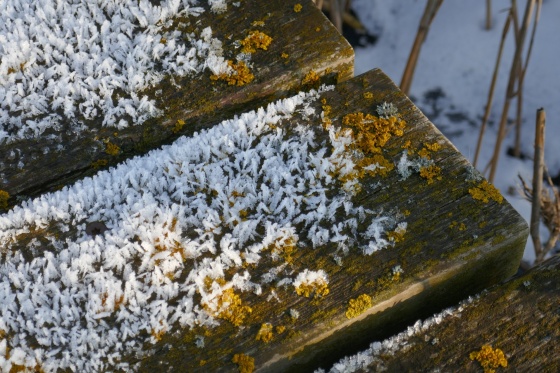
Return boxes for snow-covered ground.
[351,0,560,264]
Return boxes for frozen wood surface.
[0,0,353,209]
[0,68,528,372]
[342,254,560,373]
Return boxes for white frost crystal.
[0,87,405,371]
[0,0,229,143]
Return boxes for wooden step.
[0,68,527,372]
[323,254,560,373]
[0,0,353,210]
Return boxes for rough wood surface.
[0,0,353,209]
[142,68,529,372]
[345,254,560,373]
[0,68,528,372]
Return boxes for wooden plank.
[325,254,560,373]
[0,69,527,372]
[0,0,353,209]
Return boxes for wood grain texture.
[352,253,560,373]
[122,69,528,372]
[0,0,353,209]
[0,68,528,372]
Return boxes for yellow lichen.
[232,353,255,373]
[294,3,302,12]
[419,164,442,184]
[469,180,504,204]
[469,345,508,373]
[275,325,286,334]
[256,323,274,343]
[204,287,252,327]
[341,112,406,154]
[387,225,406,243]
[172,119,185,134]
[251,20,265,27]
[402,140,415,154]
[269,235,297,264]
[345,294,372,319]
[241,31,273,54]
[295,278,329,299]
[424,142,441,152]
[315,26,321,32]
[211,60,254,86]
[105,141,120,156]
[0,190,10,209]
[302,70,320,87]
[363,92,374,99]
[281,52,289,59]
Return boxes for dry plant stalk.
[513,0,542,157]
[488,0,538,182]
[486,0,492,30]
[315,0,358,34]
[519,109,560,265]
[400,0,445,96]
[473,12,512,167]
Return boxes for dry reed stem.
[473,12,512,167]
[400,0,445,96]
[486,0,492,30]
[530,108,545,259]
[320,0,364,32]
[519,109,560,265]
[513,0,542,157]
[488,0,536,182]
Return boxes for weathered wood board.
[327,254,560,373]
[0,0,353,210]
[0,68,527,372]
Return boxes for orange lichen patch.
[256,323,274,343]
[302,70,320,87]
[269,235,297,264]
[91,159,108,169]
[424,142,441,152]
[470,345,508,373]
[469,180,504,204]
[387,225,407,243]
[345,294,372,319]
[295,278,329,299]
[0,190,10,209]
[150,325,167,342]
[294,3,303,12]
[341,112,406,154]
[232,353,255,373]
[172,119,185,134]
[204,288,253,327]
[402,140,415,154]
[363,92,374,99]
[275,325,286,334]
[100,292,125,312]
[321,98,333,129]
[105,141,120,156]
[211,60,254,86]
[419,164,442,184]
[241,31,273,54]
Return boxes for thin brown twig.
[513,0,542,157]
[488,0,536,182]
[531,108,545,262]
[400,0,445,96]
[486,0,492,29]
[473,12,512,167]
